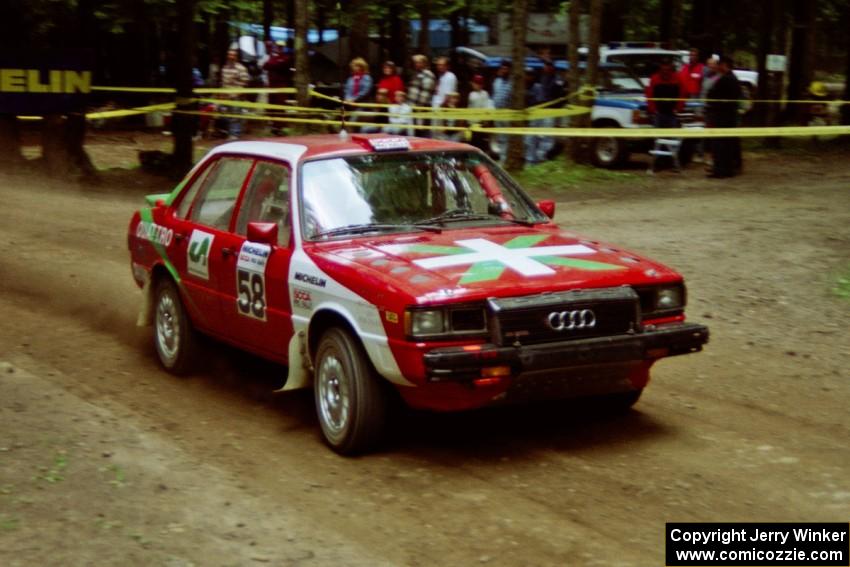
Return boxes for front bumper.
[423,323,709,383]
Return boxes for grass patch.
[834,269,850,300]
[513,159,638,193]
[0,515,19,531]
[34,453,68,484]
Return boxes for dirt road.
[1,147,849,566]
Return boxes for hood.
[305,224,681,306]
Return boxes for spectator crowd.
[207,42,747,175]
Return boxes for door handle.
[174,232,187,242]
[221,247,234,257]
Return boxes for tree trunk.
[417,1,430,57]
[317,0,327,44]
[350,0,370,60]
[39,0,98,180]
[42,115,97,179]
[843,15,850,126]
[586,0,603,88]
[172,0,196,173]
[786,0,816,122]
[263,0,274,41]
[756,1,784,147]
[504,0,529,172]
[670,0,684,49]
[388,2,406,66]
[0,117,23,169]
[295,0,311,110]
[565,0,583,159]
[660,0,673,44]
[570,0,601,162]
[601,0,624,43]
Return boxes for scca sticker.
[187,230,214,280]
[236,242,270,321]
[292,287,312,310]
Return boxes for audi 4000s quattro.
[128,134,709,454]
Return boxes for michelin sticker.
[187,230,214,280]
[236,242,270,321]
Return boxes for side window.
[176,161,215,219]
[235,162,291,246]
[190,158,254,231]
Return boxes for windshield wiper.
[415,208,542,227]
[314,222,441,239]
[414,208,480,225]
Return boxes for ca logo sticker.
[187,230,214,280]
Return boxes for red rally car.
[128,134,709,454]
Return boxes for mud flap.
[137,280,153,327]
[274,331,312,392]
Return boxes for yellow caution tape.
[196,94,589,121]
[471,124,850,138]
[194,97,342,114]
[174,109,472,133]
[86,102,176,120]
[195,86,297,95]
[91,85,297,95]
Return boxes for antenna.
[337,1,346,135]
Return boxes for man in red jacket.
[646,59,685,128]
[679,48,705,98]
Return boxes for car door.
[214,160,294,360]
[174,155,255,335]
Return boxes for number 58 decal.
[235,242,271,321]
[237,269,266,320]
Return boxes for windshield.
[598,67,645,93]
[300,152,548,240]
[607,53,681,79]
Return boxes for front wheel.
[594,388,643,414]
[314,327,389,455]
[153,278,199,375]
[591,136,629,168]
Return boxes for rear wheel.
[153,278,199,375]
[314,327,389,455]
[592,135,629,168]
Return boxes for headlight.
[656,286,684,310]
[635,284,686,319]
[409,310,446,336]
[405,305,488,339]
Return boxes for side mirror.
[537,199,555,219]
[247,221,279,246]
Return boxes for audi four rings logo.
[547,309,597,331]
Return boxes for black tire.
[313,327,389,455]
[591,135,629,168]
[153,278,199,375]
[595,388,643,414]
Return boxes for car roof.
[603,48,684,56]
[209,134,473,163]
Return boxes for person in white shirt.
[432,57,458,107]
[386,90,414,136]
[467,75,494,153]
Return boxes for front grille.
[487,287,639,346]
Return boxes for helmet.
[808,81,828,97]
